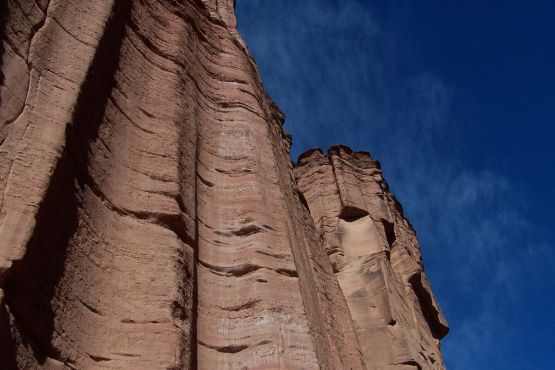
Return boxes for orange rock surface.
[0,1,447,368]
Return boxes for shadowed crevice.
[382,220,396,247]
[66,0,132,181]
[0,302,17,368]
[0,0,8,88]
[3,155,78,364]
[338,205,369,221]
[409,273,449,340]
[0,0,9,140]
[173,3,206,366]
[296,188,310,211]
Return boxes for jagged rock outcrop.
[0,1,447,369]
[295,146,448,369]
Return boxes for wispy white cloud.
[237,1,553,368]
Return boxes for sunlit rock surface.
[295,146,448,369]
[0,1,447,368]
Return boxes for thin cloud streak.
[237,1,553,369]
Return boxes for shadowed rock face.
[0,1,447,369]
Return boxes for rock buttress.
[294,146,449,370]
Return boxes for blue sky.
[236,1,555,369]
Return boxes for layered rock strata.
[0,1,447,369]
[295,146,448,369]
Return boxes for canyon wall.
[0,1,447,369]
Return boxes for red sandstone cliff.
[0,1,447,369]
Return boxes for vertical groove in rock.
[0,0,7,110]
[266,123,365,369]
[0,1,448,369]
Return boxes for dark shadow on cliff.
[66,0,131,182]
[3,153,78,364]
[0,0,9,104]
[409,273,449,340]
[2,0,132,364]
[0,302,18,369]
[173,2,210,368]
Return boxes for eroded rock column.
[295,146,449,370]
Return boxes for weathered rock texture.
[294,146,449,369]
[0,1,447,369]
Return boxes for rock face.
[294,146,448,369]
[0,1,447,369]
